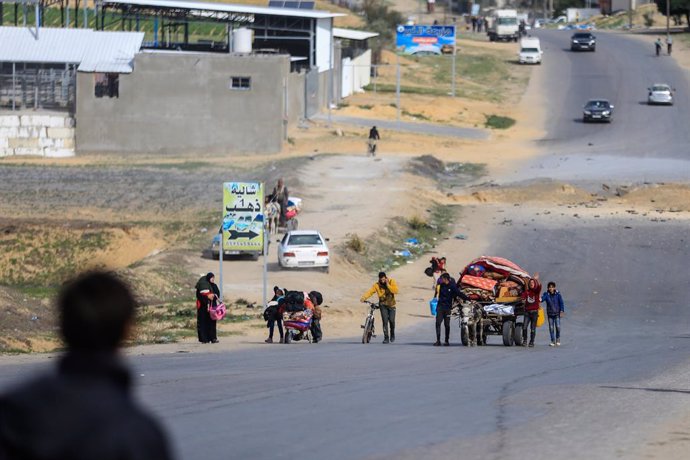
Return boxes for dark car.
[571,32,596,51]
[582,99,614,123]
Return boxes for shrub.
[345,233,366,253]
[485,114,516,129]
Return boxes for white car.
[648,83,674,105]
[277,230,330,273]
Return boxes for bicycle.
[360,300,379,343]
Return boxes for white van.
[518,37,542,64]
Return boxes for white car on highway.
[277,230,330,272]
[647,83,674,105]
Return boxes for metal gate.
[0,65,76,111]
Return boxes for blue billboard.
[395,25,456,55]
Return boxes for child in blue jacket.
[541,281,565,346]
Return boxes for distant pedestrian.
[667,36,673,55]
[541,281,565,346]
[433,273,468,346]
[368,125,380,156]
[265,286,284,343]
[655,37,662,56]
[309,291,324,343]
[0,271,173,460]
[472,16,477,32]
[522,275,542,348]
[361,272,399,344]
[427,0,435,14]
[196,272,219,343]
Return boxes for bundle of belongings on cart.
[285,197,302,220]
[458,256,531,307]
[279,290,315,331]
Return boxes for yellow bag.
[536,307,545,328]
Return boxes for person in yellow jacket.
[361,271,399,344]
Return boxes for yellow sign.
[222,182,264,252]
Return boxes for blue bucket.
[429,298,438,316]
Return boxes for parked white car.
[277,230,330,273]
[518,37,542,64]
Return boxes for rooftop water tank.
[233,28,253,54]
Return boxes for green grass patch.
[484,114,516,129]
[358,104,374,110]
[402,109,430,121]
[340,204,458,273]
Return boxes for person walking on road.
[265,286,284,343]
[361,272,399,343]
[667,35,673,55]
[434,273,468,346]
[522,275,542,348]
[655,37,662,56]
[309,291,324,343]
[541,281,565,346]
[368,126,380,156]
[0,271,173,460]
[196,272,219,344]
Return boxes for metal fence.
[0,65,77,111]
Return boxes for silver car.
[648,84,674,105]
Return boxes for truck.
[487,9,519,42]
[518,37,542,64]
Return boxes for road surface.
[1,32,689,460]
[521,30,690,183]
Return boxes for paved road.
[314,114,489,140]
[520,30,690,182]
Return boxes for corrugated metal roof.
[333,27,379,41]
[79,30,145,73]
[0,27,91,64]
[0,27,144,73]
[103,0,344,19]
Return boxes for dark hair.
[547,281,556,288]
[309,291,323,306]
[378,271,386,278]
[58,271,136,351]
[441,273,451,281]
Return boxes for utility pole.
[666,0,670,41]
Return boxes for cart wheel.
[460,325,469,346]
[513,323,524,346]
[502,321,514,347]
[284,332,292,344]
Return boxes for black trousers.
[310,319,322,342]
[197,306,217,343]
[523,310,538,344]
[268,317,283,339]
[380,305,396,339]
[436,308,451,342]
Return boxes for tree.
[654,0,690,27]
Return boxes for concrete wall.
[76,52,290,154]
[341,50,372,99]
[287,71,305,124]
[0,112,75,158]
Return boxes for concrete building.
[1,1,348,155]
[333,27,378,100]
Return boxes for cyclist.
[367,126,380,156]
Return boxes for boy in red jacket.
[522,275,542,348]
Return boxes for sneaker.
[556,340,561,346]
[528,342,535,348]
[443,341,450,347]
[383,338,390,344]
[549,342,555,347]
[433,341,441,347]
[265,338,273,343]
[211,339,219,344]
[390,335,395,343]
[522,340,528,347]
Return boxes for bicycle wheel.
[362,317,373,343]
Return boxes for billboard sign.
[222,182,264,252]
[395,25,456,55]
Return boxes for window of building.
[94,73,119,98]
[229,76,251,90]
